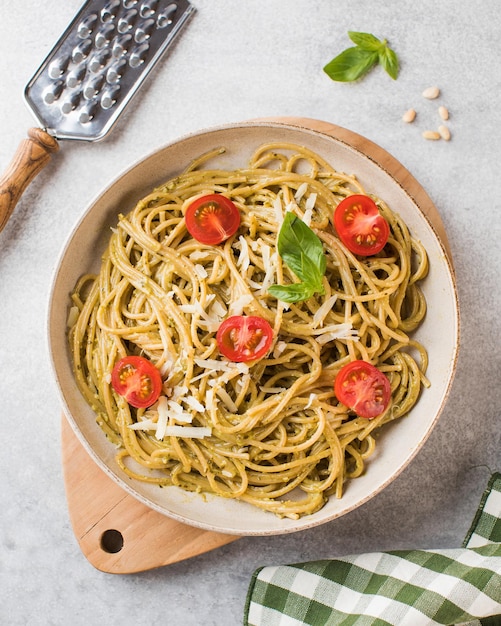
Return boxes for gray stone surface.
[1,1,499,624]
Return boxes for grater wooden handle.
[0,128,59,233]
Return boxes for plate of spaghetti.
[49,120,459,535]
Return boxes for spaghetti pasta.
[68,142,429,519]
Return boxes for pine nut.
[438,105,449,120]
[438,125,451,141]
[422,86,440,99]
[402,108,416,123]
[422,130,441,140]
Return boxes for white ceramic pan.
[48,120,459,536]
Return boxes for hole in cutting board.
[100,529,124,553]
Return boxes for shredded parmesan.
[273,341,287,357]
[236,235,250,273]
[128,418,157,431]
[312,294,338,328]
[295,182,308,203]
[194,264,208,279]
[189,250,211,260]
[183,396,205,412]
[228,294,253,316]
[155,396,169,439]
[273,196,284,224]
[215,387,238,413]
[166,400,193,424]
[314,323,359,344]
[162,426,212,439]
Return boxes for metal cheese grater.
[0,0,195,231]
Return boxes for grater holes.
[79,100,99,124]
[61,91,82,114]
[157,3,178,28]
[101,85,121,110]
[140,0,159,19]
[112,33,133,57]
[48,56,69,79]
[67,64,87,89]
[106,58,127,84]
[88,50,112,73]
[95,23,116,48]
[134,18,155,42]
[123,0,139,8]
[129,42,150,68]
[118,8,138,33]
[43,81,65,105]
[83,75,106,99]
[78,14,98,38]
[101,0,121,23]
[72,39,93,64]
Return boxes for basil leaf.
[378,45,399,79]
[277,213,326,283]
[324,32,399,83]
[269,212,326,303]
[279,214,326,277]
[348,31,384,51]
[268,282,317,304]
[323,47,378,83]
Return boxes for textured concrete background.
[1,1,499,624]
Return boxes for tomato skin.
[216,315,274,362]
[334,194,390,256]
[334,360,391,419]
[185,194,241,245]
[111,356,162,409]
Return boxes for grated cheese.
[273,196,284,224]
[312,294,338,328]
[166,400,193,424]
[162,426,212,439]
[194,264,208,279]
[155,396,169,439]
[229,294,253,316]
[189,250,211,260]
[215,387,238,413]
[183,396,205,413]
[314,323,359,344]
[273,341,287,357]
[302,207,313,226]
[128,418,157,431]
[294,182,308,203]
[179,297,221,332]
[236,235,250,273]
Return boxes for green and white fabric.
[244,473,501,626]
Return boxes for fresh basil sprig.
[323,31,399,82]
[268,212,326,303]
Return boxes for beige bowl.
[48,120,459,536]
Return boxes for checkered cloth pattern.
[244,473,501,626]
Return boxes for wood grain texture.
[0,128,59,232]
[61,417,238,574]
[61,117,451,574]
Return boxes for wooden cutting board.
[61,117,452,574]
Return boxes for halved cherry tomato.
[334,360,391,419]
[185,194,241,245]
[334,194,390,256]
[111,355,162,408]
[216,315,274,362]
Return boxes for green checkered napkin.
[244,473,501,626]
